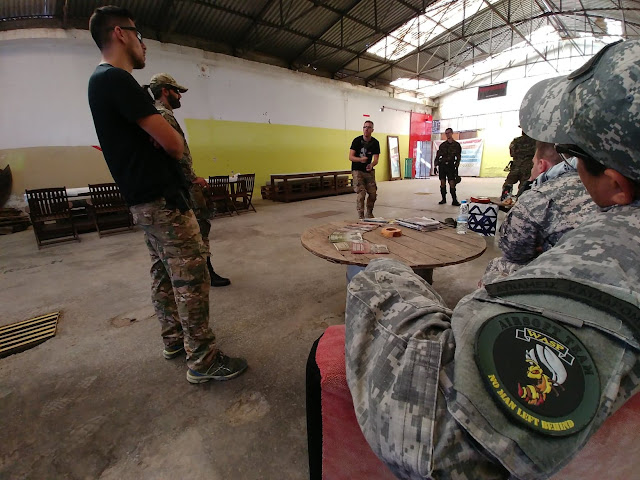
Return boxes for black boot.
[438,187,447,204]
[206,257,230,287]
[451,188,460,207]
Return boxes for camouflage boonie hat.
[149,73,188,93]
[520,40,640,181]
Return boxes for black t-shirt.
[88,64,187,206]
[350,136,381,172]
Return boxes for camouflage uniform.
[483,168,597,285]
[155,101,211,253]
[352,170,377,217]
[346,207,640,478]
[345,40,640,479]
[503,135,536,195]
[129,199,218,372]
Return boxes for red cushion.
[317,325,640,480]
[317,325,395,480]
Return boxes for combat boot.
[365,209,374,219]
[451,189,461,207]
[438,187,447,205]
[207,257,231,287]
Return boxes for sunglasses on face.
[554,144,594,162]
[112,26,143,43]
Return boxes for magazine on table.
[336,223,379,232]
[395,216,442,232]
[329,231,363,243]
[333,242,351,251]
[362,218,390,224]
[351,241,390,254]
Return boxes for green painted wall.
[185,119,410,189]
[478,126,522,178]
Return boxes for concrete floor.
[0,177,505,480]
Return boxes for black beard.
[168,95,181,109]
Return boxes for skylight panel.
[367,0,499,61]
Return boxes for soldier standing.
[434,128,462,206]
[349,120,380,219]
[502,130,536,199]
[147,73,231,288]
[87,6,247,384]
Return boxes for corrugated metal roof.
[1,0,638,97]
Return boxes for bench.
[265,171,353,202]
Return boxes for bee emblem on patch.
[475,312,600,436]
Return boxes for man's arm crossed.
[137,114,184,160]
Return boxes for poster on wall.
[432,138,484,177]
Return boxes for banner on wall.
[432,138,484,176]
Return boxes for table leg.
[412,268,433,285]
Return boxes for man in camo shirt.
[345,39,640,479]
[482,141,598,286]
[148,73,231,288]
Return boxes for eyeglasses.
[112,26,143,43]
[554,144,593,162]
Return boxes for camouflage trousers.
[130,199,218,372]
[189,183,211,253]
[345,259,510,479]
[502,158,533,192]
[352,170,377,217]
[480,256,525,287]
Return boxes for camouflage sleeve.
[158,109,197,183]
[509,140,516,158]
[345,259,511,479]
[497,190,548,264]
[481,256,525,286]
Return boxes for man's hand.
[433,166,438,175]
[366,164,373,172]
[193,177,208,188]
[360,156,369,163]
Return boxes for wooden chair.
[25,187,80,249]
[88,183,133,237]
[231,173,257,213]
[208,176,236,217]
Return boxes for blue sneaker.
[163,344,185,360]
[186,353,248,384]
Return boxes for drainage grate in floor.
[304,210,345,219]
[0,312,59,358]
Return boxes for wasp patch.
[475,312,600,436]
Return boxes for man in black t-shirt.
[434,128,462,206]
[87,6,247,384]
[349,120,380,218]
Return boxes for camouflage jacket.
[155,101,196,183]
[346,203,640,479]
[483,169,597,284]
[509,136,536,170]
[434,140,462,166]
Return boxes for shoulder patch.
[475,312,600,436]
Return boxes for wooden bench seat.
[264,171,353,202]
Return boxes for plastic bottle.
[456,200,469,234]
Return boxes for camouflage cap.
[519,40,640,181]
[148,73,188,93]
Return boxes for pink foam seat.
[316,325,640,480]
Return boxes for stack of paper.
[395,216,441,232]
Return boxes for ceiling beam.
[287,0,365,66]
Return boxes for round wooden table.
[301,220,487,283]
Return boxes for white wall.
[435,74,554,131]
[0,29,428,150]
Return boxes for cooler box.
[468,202,498,236]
